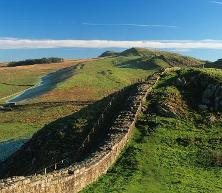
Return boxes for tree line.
[8,57,64,67]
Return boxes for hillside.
[0,49,203,140]
[99,51,119,57]
[0,59,82,101]
[82,68,222,193]
[0,49,210,191]
[100,48,205,68]
[205,58,222,69]
[0,51,157,164]
[0,49,203,142]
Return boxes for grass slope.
[0,60,89,142]
[115,48,204,68]
[0,55,156,142]
[0,102,82,142]
[82,68,222,193]
[0,48,205,158]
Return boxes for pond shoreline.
[7,66,76,103]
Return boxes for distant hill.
[8,57,64,67]
[99,51,119,57]
[100,47,205,68]
[205,59,222,69]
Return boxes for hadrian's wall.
[0,72,161,193]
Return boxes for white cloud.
[167,49,191,53]
[211,1,222,5]
[1,38,222,50]
[82,23,178,28]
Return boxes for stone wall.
[0,73,161,193]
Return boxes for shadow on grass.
[0,139,28,162]
[116,58,160,71]
[0,83,136,178]
[0,92,114,177]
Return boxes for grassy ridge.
[82,68,222,193]
[82,117,222,193]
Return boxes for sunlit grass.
[0,56,156,142]
[82,68,222,193]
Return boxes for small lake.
[8,66,75,103]
[0,139,27,161]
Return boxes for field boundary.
[0,71,162,193]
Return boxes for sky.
[0,0,222,61]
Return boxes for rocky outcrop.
[157,102,181,117]
[174,70,222,112]
[175,77,187,87]
[201,84,222,111]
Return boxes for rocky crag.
[152,68,222,120]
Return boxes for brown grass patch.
[32,87,99,103]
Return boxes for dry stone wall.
[0,72,161,193]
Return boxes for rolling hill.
[101,47,205,68]
[205,58,222,69]
[82,68,222,193]
[0,48,214,192]
[0,48,204,137]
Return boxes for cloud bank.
[1,38,222,50]
[82,23,178,28]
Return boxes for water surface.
[0,139,27,161]
[8,66,75,103]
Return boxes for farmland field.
[0,56,156,143]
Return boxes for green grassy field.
[0,69,41,100]
[0,56,157,142]
[33,56,156,103]
[82,68,222,193]
[82,115,222,193]
[0,102,83,142]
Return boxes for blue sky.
[0,0,222,61]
